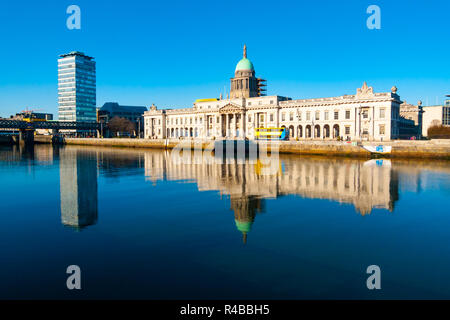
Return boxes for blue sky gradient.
[0,0,449,118]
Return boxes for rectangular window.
[306,112,311,121]
[363,110,369,119]
[290,113,294,121]
[270,113,274,122]
[315,111,320,121]
[324,111,329,120]
[248,115,252,122]
[345,126,350,135]
[260,114,264,122]
[443,107,450,126]
[282,113,285,121]
[217,116,220,123]
[379,124,385,135]
[345,110,350,119]
[334,111,339,120]
[380,108,385,118]
[297,111,302,121]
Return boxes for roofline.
[59,51,94,60]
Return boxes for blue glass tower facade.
[58,51,96,122]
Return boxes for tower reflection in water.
[144,151,399,243]
[59,148,98,230]
[231,195,264,244]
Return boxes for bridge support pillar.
[51,129,62,144]
[19,129,35,146]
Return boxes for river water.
[1,144,450,299]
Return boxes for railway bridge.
[0,119,100,145]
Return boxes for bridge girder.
[0,120,100,131]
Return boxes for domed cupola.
[230,45,261,99]
[235,45,254,73]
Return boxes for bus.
[254,127,287,140]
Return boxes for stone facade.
[145,47,403,141]
[398,100,423,138]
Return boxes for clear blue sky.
[0,0,449,118]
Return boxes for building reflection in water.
[144,151,400,242]
[59,148,98,230]
[231,195,264,244]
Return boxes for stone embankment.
[27,136,450,160]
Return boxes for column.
[240,112,245,138]
[233,113,237,137]
[371,106,375,141]
[225,114,229,137]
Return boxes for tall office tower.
[58,51,96,122]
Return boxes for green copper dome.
[235,58,254,72]
[235,44,254,72]
[235,219,252,233]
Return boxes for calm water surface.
[1,144,450,299]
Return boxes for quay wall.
[0,136,14,144]
[29,136,450,160]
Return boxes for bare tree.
[107,117,136,136]
[428,125,450,139]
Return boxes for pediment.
[219,103,245,114]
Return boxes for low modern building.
[422,104,450,137]
[144,46,403,141]
[98,102,148,137]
